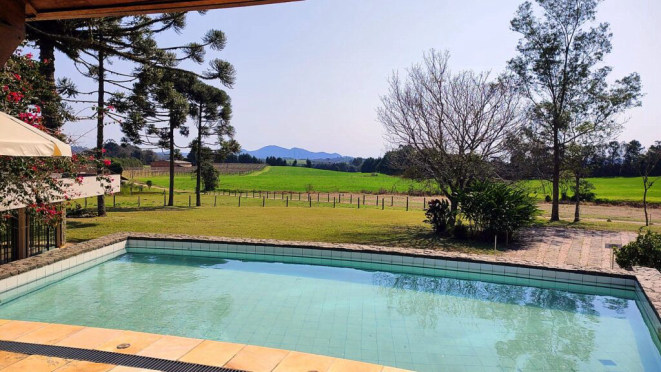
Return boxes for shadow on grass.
[339,225,495,255]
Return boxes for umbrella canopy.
[0,111,72,157]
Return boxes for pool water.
[0,253,659,372]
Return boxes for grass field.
[66,193,494,254]
[136,166,435,194]
[523,177,661,203]
[68,193,660,252]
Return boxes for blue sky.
[55,0,660,158]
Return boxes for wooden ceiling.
[25,0,302,21]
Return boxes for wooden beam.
[0,0,25,66]
[27,0,301,21]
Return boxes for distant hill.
[242,145,345,160]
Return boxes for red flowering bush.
[0,49,113,226]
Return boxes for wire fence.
[69,190,437,213]
[123,164,266,179]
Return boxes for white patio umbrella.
[0,111,72,157]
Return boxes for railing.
[123,164,266,179]
[0,211,18,265]
[28,214,56,257]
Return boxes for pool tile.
[0,320,48,341]
[0,351,28,369]
[0,355,68,372]
[179,340,244,367]
[16,324,83,345]
[225,345,289,372]
[57,327,124,349]
[136,335,202,360]
[327,358,383,372]
[95,331,162,354]
[272,351,335,372]
[52,360,114,372]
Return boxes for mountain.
[242,145,344,160]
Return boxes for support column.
[16,208,28,259]
[0,0,25,66]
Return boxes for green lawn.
[136,166,435,194]
[66,193,491,254]
[523,177,661,203]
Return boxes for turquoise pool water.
[0,253,659,372]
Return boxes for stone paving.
[0,320,411,372]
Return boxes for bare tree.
[378,50,523,217]
[638,144,661,226]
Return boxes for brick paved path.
[508,227,638,270]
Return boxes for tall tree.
[51,15,230,214]
[378,50,523,217]
[508,0,642,221]
[178,78,237,206]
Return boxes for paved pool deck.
[0,320,411,372]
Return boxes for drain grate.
[0,340,246,372]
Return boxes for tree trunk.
[551,127,561,221]
[96,37,106,217]
[573,174,580,223]
[196,105,202,207]
[168,123,175,207]
[643,179,649,226]
[35,22,58,132]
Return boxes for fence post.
[376,195,378,206]
[406,197,409,211]
[494,236,497,252]
[262,197,266,207]
[317,193,320,202]
[333,197,336,208]
[113,194,116,207]
[286,197,289,207]
[189,195,191,207]
[163,194,166,206]
[358,198,360,209]
[423,197,426,210]
[350,194,353,204]
[84,197,87,209]
[363,195,365,205]
[309,197,312,208]
[138,196,140,207]
[299,192,301,201]
[391,196,393,207]
[327,193,330,202]
[239,196,241,207]
[214,196,217,207]
[382,198,384,210]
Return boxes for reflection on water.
[0,253,658,372]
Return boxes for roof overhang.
[24,0,302,21]
[1,0,302,66]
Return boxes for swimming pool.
[0,239,659,372]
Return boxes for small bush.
[544,195,552,203]
[459,181,539,240]
[424,199,455,235]
[200,162,220,191]
[615,231,661,270]
[570,180,596,202]
[146,180,153,190]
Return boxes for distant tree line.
[224,153,263,164]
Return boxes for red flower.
[13,74,21,81]
[25,53,33,59]
[43,58,50,64]
[103,159,111,166]
[101,148,107,154]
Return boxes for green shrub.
[544,195,552,203]
[570,180,596,202]
[200,162,220,191]
[424,199,455,235]
[615,231,661,269]
[458,181,539,240]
